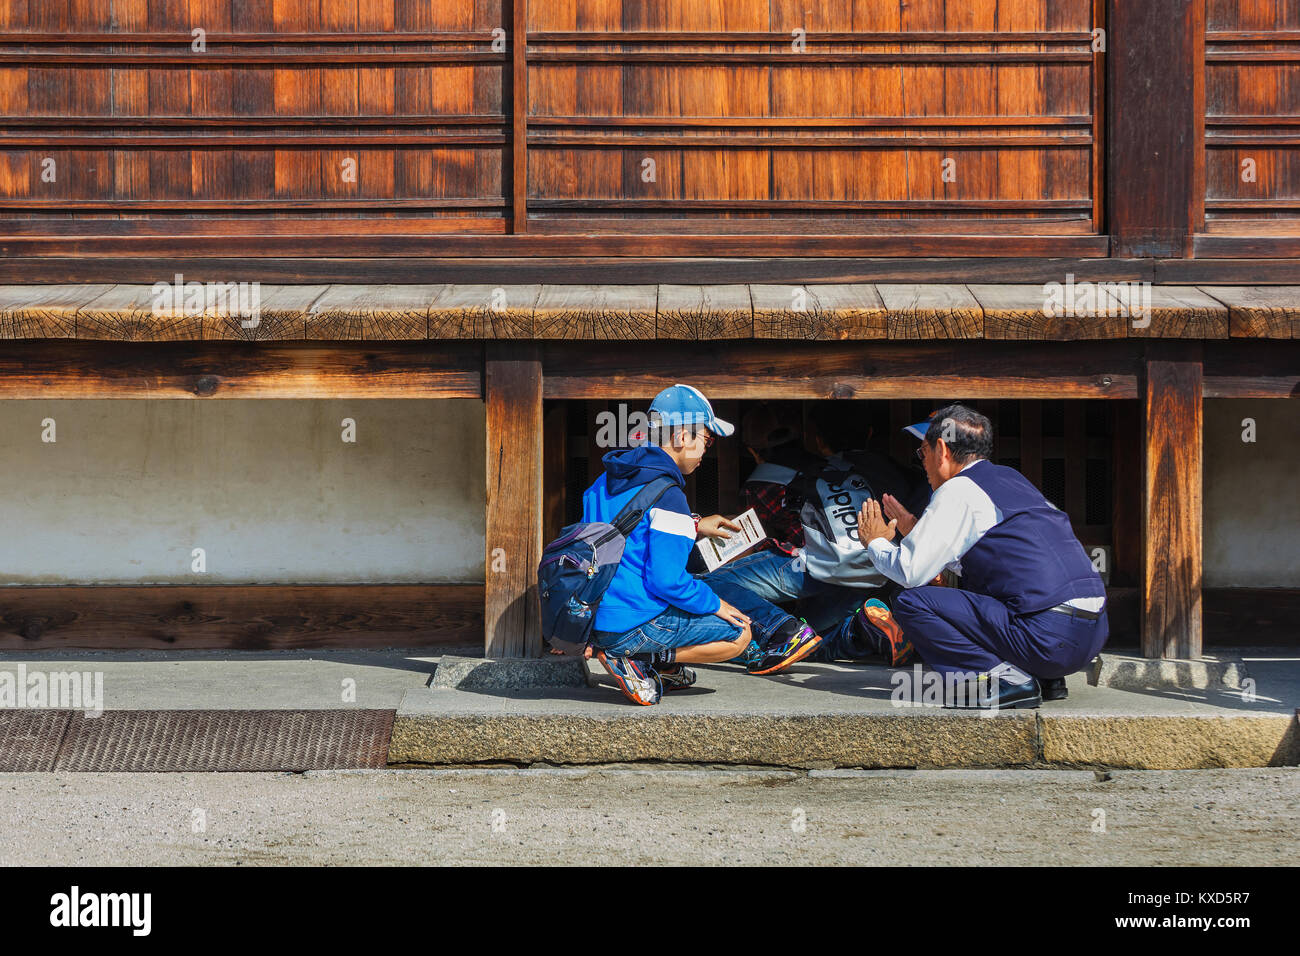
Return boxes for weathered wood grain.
[876,284,983,339]
[1143,345,1203,660]
[751,284,887,340]
[1199,286,1299,338]
[305,284,437,340]
[202,284,325,341]
[0,284,111,338]
[656,284,752,339]
[77,284,203,340]
[533,285,657,339]
[973,283,1128,339]
[428,284,538,338]
[1124,286,1229,339]
[485,343,543,658]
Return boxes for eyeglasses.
[699,430,715,450]
[915,444,928,462]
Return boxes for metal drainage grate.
[0,709,394,772]
[0,711,73,771]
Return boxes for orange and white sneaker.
[856,598,913,667]
[596,650,662,705]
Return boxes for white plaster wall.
[1204,400,1300,588]
[0,400,485,585]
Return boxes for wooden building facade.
[0,0,1297,662]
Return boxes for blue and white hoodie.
[582,445,721,634]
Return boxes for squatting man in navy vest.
[857,404,1109,709]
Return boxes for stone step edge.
[388,711,1300,771]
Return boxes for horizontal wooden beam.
[0,135,507,148]
[1203,340,1300,397]
[528,115,1093,129]
[0,584,483,650]
[0,52,503,65]
[528,31,1092,44]
[1194,235,1300,259]
[0,233,1113,259]
[0,257,1156,286]
[527,134,1092,148]
[0,342,482,399]
[539,341,1142,400]
[0,32,493,44]
[528,51,1091,64]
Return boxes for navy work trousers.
[892,585,1109,679]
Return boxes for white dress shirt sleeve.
[866,470,1001,589]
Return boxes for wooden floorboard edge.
[1,282,1292,341]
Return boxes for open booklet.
[695,508,766,572]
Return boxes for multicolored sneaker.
[729,638,765,670]
[658,663,698,693]
[596,650,662,706]
[748,623,823,676]
[855,598,913,667]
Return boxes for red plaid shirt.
[743,478,804,557]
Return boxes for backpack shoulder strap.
[611,476,678,537]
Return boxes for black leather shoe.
[1040,677,1069,701]
[945,676,1042,710]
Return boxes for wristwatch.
[691,512,701,533]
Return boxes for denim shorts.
[594,604,745,657]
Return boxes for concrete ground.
[0,646,1290,714]
[0,647,465,710]
[0,767,1294,866]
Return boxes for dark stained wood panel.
[525,0,1101,238]
[1204,0,1300,238]
[0,0,1104,255]
[0,1,507,230]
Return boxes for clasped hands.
[859,494,918,545]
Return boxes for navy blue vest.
[957,460,1106,614]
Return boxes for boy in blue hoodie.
[585,385,824,705]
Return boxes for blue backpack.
[538,476,676,655]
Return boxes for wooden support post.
[1141,344,1203,659]
[485,344,543,658]
[1108,0,1204,257]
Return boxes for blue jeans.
[704,550,882,659]
[594,592,792,658]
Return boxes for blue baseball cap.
[649,384,735,437]
[903,411,941,441]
